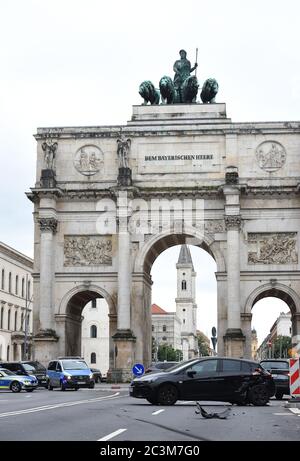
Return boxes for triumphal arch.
[27,86,300,381]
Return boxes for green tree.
[273,335,292,358]
[157,344,182,361]
[197,331,211,356]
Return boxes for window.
[91,352,96,364]
[21,313,24,331]
[188,359,218,375]
[183,319,185,324]
[0,307,3,329]
[26,314,30,330]
[14,311,18,331]
[1,269,4,290]
[162,336,167,341]
[22,278,25,298]
[222,359,241,372]
[7,309,11,330]
[8,273,12,293]
[90,325,97,338]
[47,361,57,371]
[27,280,31,299]
[15,276,18,295]
[181,280,187,290]
[7,345,10,361]
[163,325,167,332]
[183,309,186,312]
[91,299,97,308]
[152,325,154,331]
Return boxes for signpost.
[132,363,145,377]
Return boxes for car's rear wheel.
[248,384,269,406]
[146,396,158,405]
[157,384,178,406]
[275,391,284,400]
[10,381,22,393]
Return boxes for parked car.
[145,361,179,373]
[47,357,95,391]
[260,359,290,399]
[90,368,102,383]
[0,361,47,388]
[0,367,38,393]
[130,357,275,406]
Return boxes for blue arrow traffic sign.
[132,363,145,377]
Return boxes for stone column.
[111,190,136,383]
[291,313,300,356]
[223,182,245,357]
[38,217,57,331]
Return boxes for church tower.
[175,245,198,359]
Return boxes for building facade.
[257,312,292,359]
[81,298,109,376]
[0,242,33,361]
[151,304,182,359]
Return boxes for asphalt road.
[0,385,299,441]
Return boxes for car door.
[181,359,221,400]
[219,359,248,401]
[54,362,63,386]
[47,361,57,386]
[0,371,10,389]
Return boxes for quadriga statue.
[200,78,219,103]
[159,74,199,104]
[139,80,160,105]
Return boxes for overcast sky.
[1,0,298,346]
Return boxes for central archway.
[132,230,226,366]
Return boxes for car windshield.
[23,362,46,372]
[261,361,289,370]
[62,360,89,370]
[0,369,14,376]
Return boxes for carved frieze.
[255,141,286,172]
[74,145,103,176]
[64,235,112,266]
[38,218,58,233]
[205,220,225,234]
[248,232,298,264]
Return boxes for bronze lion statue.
[139,80,160,105]
[200,78,219,103]
[159,76,177,104]
[181,75,199,103]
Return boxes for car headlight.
[64,375,72,380]
[89,373,93,379]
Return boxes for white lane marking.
[289,408,300,414]
[152,409,164,416]
[0,392,120,419]
[98,428,127,441]
[273,412,296,416]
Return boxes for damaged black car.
[130,357,275,406]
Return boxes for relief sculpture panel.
[64,235,112,266]
[248,232,298,265]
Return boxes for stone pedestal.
[224,328,245,358]
[118,167,132,186]
[40,169,56,188]
[32,330,59,366]
[110,329,136,383]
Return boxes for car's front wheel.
[10,381,22,393]
[157,384,178,406]
[275,391,284,400]
[248,384,269,406]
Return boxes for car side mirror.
[187,370,197,378]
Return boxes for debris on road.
[195,402,231,419]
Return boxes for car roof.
[260,359,289,362]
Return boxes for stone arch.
[56,284,117,360]
[134,228,225,274]
[244,282,300,316]
[57,284,116,318]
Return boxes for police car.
[0,368,38,393]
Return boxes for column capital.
[225,215,242,230]
[38,217,58,233]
